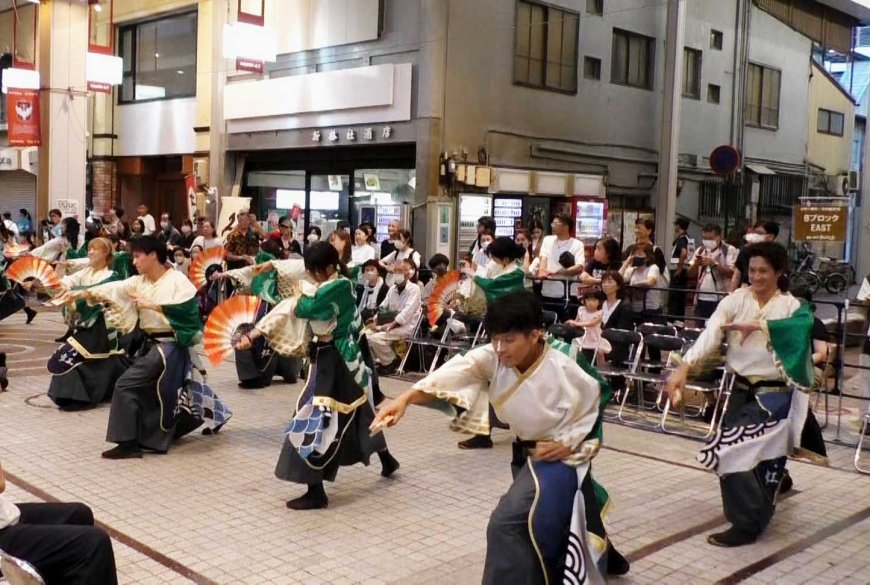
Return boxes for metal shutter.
[0,171,36,219]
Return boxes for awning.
[0,147,38,175]
[746,164,776,176]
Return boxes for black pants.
[668,269,688,318]
[0,503,117,585]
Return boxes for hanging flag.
[185,174,198,222]
[7,89,41,147]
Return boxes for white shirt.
[351,244,377,266]
[691,243,738,302]
[61,265,114,289]
[0,494,20,530]
[379,282,422,338]
[191,235,224,250]
[381,247,423,287]
[539,235,584,298]
[3,219,19,238]
[31,234,85,262]
[622,263,663,311]
[857,277,870,335]
[138,213,156,235]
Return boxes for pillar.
[36,0,89,221]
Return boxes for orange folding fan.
[203,294,262,366]
[427,270,462,328]
[3,242,28,259]
[5,256,62,291]
[189,247,226,290]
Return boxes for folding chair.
[855,404,870,474]
[622,333,683,425]
[595,329,643,421]
[0,550,45,585]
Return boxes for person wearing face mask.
[471,231,494,275]
[178,220,196,249]
[730,221,779,291]
[357,259,388,321]
[156,213,182,248]
[172,247,191,278]
[379,229,422,286]
[305,226,322,250]
[469,216,496,257]
[580,237,622,285]
[619,242,665,319]
[368,259,422,374]
[689,224,737,321]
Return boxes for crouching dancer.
[372,291,629,583]
[72,235,232,459]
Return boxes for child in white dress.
[565,290,611,363]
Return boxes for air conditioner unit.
[836,173,850,196]
[849,170,861,192]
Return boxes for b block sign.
[794,205,848,242]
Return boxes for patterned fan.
[6,256,62,291]
[203,294,262,366]
[427,270,462,328]
[189,247,226,290]
[3,242,29,259]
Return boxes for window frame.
[117,10,199,105]
[610,28,656,91]
[817,108,845,136]
[238,0,265,26]
[586,0,603,16]
[513,0,580,95]
[707,83,721,104]
[744,62,781,130]
[682,47,702,99]
[710,29,723,51]
[584,56,602,80]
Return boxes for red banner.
[7,89,41,147]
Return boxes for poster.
[185,175,198,222]
[56,199,80,219]
[217,196,252,237]
[7,89,41,147]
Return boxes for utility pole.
[655,0,686,250]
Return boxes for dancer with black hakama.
[233,243,398,509]
[73,236,232,459]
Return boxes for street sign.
[709,145,740,176]
[793,205,848,242]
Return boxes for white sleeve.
[682,292,739,366]
[572,240,584,265]
[725,245,738,267]
[857,278,870,301]
[191,236,204,249]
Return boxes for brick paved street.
[1,310,869,584]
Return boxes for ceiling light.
[177,70,184,75]
[154,53,160,58]
[93,3,102,12]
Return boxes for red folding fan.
[5,256,62,291]
[189,247,226,290]
[203,294,262,366]
[427,270,462,328]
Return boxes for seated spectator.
[358,259,387,322]
[156,213,182,247]
[0,459,118,584]
[178,219,196,249]
[191,220,223,250]
[367,260,422,375]
[422,253,450,302]
[172,247,190,277]
[351,227,377,266]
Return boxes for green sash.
[767,300,814,391]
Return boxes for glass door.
[307,173,350,239]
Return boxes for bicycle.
[790,253,851,294]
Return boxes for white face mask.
[395,241,407,251]
[307,233,319,243]
[181,226,191,234]
[481,240,491,250]
[393,274,406,285]
[745,233,765,244]
[702,239,717,251]
[160,221,169,229]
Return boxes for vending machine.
[492,196,523,237]
[457,193,492,257]
[572,197,608,246]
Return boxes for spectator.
[172,247,190,277]
[0,460,118,584]
[468,216,496,257]
[624,217,668,278]
[422,253,450,302]
[669,217,693,319]
[730,220,779,290]
[380,219,399,259]
[136,204,156,235]
[16,209,32,236]
[2,212,20,240]
[328,229,352,266]
[380,229,422,287]
[191,220,223,250]
[515,229,534,289]
[336,219,351,234]
[580,237,622,285]
[528,219,545,261]
[557,289,610,361]
[471,231,494,275]
[178,219,196,249]
[305,226,322,251]
[688,223,737,321]
[156,213,182,247]
[224,209,261,270]
[48,208,63,238]
[620,242,665,322]
[351,227,377,266]
[269,216,302,258]
[129,218,146,240]
[357,259,388,322]
[600,271,635,331]
[189,244,204,263]
[105,207,130,241]
[535,213,584,316]
[367,259,422,374]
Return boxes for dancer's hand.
[665,363,688,407]
[252,261,273,276]
[370,400,405,432]
[130,295,160,313]
[722,321,761,345]
[233,332,254,351]
[531,441,572,462]
[208,271,225,282]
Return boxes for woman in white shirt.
[190,220,224,251]
[379,229,422,287]
[351,227,377,266]
[30,217,84,263]
[619,242,665,318]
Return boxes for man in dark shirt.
[156,213,182,248]
[668,217,691,319]
[731,221,779,290]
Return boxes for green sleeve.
[161,297,203,348]
[294,279,349,321]
[251,252,280,304]
[65,242,89,260]
[72,272,121,325]
[255,251,276,264]
[473,269,526,303]
[112,252,133,279]
[767,300,815,391]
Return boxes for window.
[817,109,845,136]
[682,48,701,99]
[587,0,603,15]
[707,83,721,104]
[584,56,601,80]
[710,29,723,50]
[514,0,580,93]
[119,11,197,103]
[611,29,655,90]
[745,63,781,129]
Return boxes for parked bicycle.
[790,252,854,294]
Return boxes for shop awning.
[746,164,776,176]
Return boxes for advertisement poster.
[217,197,252,237]
[7,89,41,147]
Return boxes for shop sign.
[311,126,393,144]
[86,52,123,94]
[56,199,80,219]
[6,89,41,147]
[794,205,848,242]
[235,57,264,74]
[0,149,19,171]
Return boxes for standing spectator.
[156,213,182,247]
[380,229,422,287]
[191,220,223,250]
[515,229,534,288]
[468,216,496,257]
[580,237,622,285]
[624,218,668,278]
[48,208,63,238]
[178,219,196,249]
[536,213,584,317]
[304,226,322,251]
[528,219,545,261]
[136,204,156,235]
[16,209,32,236]
[351,226,377,266]
[688,224,737,320]
[669,217,693,319]
[224,209,260,269]
[2,212,20,241]
[380,219,399,259]
[730,220,779,290]
[105,207,130,241]
[620,242,666,322]
[269,216,302,257]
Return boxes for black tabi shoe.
[376,359,400,376]
[24,307,36,324]
[707,526,758,547]
[378,451,400,478]
[202,423,225,436]
[284,376,298,384]
[778,472,794,495]
[286,485,328,510]
[458,435,494,450]
[606,543,631,576]
[54,328,74,343]
[0,352,7,368]
[101,443,143,460]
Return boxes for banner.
[185,175,198,222]
[217,197,251,237]
[794,205,848,242]
[7,89,41,147]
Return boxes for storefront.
[0,147,38,220]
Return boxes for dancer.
[665,242,821,547]
[233,242,399,509]
[0,222,35,324]
[73,236,232,459]
[372,291,629,583]
[48,238,125,410]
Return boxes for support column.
[655,0,685,250]
[209,0,229,223]
[36,0,89,221]
[856,104,870,279]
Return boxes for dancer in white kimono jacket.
[372,291,629,584]
[74,236,232,459]
[666,242,822,547]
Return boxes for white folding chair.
[855,405,870,475]
[0,550,45,585]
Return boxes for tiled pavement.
[1,311,870,584]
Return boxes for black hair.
[477,216,496,233]
[747,242,789,291]
[635,217,655,233]
[553,213,573,227]
[130,235,168,264]
[49,208,61,218]
[528,219,544,233]
[489,236,524,262]
[583,289,606,304]
[162,212,172,220]
[601,270,626,299]
[753,220,780,238]
[396,229,413,245]
[113,206,124,219]
[278,215,291,227]
[702,223,723,236]
[484,291,544,335]
[172,246,188,259]
[674,217,689,231]
[307,226,322,238]
[304,241,349,278]
[336,219,350,231]
[19,209,30,220]
[62,217,80,248]
[596,237,621,265]
[362,258,386,280]
[2,212,10,220]
[182,219,194,229]
[260,238,281,257]
[789,284,816,311]
[428,253,449,269]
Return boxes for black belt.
[734,374,787,390]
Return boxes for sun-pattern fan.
[189,247,226,290]
[427,270,462,328]
[6,256,62,291]
[203,294,262,366]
